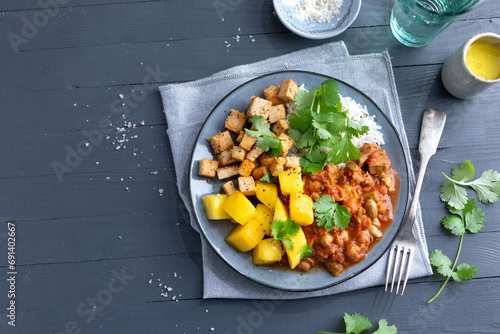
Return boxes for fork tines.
[385,243,415,295]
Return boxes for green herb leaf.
[313,195,351,231]
[451,159,475,182]
[452,263,478,282]
[372,319,398,334]
[429,249,454,277]
[464,207,485,233]
[294,88,316,108]
[300,245,313,260]
[344,313,372,334]
[289,108,313,133]
[245,115,283,156]
[440,181,468,210]
[441,215,465,236]
[271,219,299,251]
[259,172,275,183]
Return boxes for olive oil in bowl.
[466,40,500,81]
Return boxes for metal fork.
[385,108,446,295]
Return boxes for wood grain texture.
[1,0,500,333]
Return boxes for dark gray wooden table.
[1,0,499,333]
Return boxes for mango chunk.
[278,168,303,195]
[252,239,283,265]
[222,190,257,225]
[202,194,232,220]
[283,226,307,269]
[289,193,314,226]
[256,181,278,210]
[273,198,289,223]
[255,204,273,236]
[226,218,266,252]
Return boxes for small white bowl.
[273,0,362,40]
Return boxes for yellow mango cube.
[222,190,257,225]
[273,198,289,223]
[255,204,273,236]
[202,194,231,220]
[226,218,266,252]
[278,168,303,195]
[252,239,284,265]
[283,226,307,269]
[256,181,278,210]
[289,193,314,226]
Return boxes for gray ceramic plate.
[189,71,409,291]
[273,0,362,39]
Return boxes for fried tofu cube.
[246,146,264,162]
[270,157,286,176]
[217,150,236,166]
[238,176,256,196]
[268,104,286,124]
[272,119,290,136]
[231,146,247,162]
[259,153,275,169]
[247,96,272,121]
[264,85,286,105]
[252,166,269,180]
[217,165,239,180]
[238,159,256,177]
[222,180,237,195]
[199,159,219,178]
[278,79,300,102]
[225,109,248,134]
[285,156,301,169]
[239,133,257,151]
[278,133,294,157]
[206,131,234,155]
[236,130,245,142]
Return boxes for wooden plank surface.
[1,0,500,333]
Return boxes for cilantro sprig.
[288,79,369,173]
[428,160,494,304]
[317,313,397,334]
[245,115,283,156]
[440,159,500,209]
[271,219,299,250]
[300,245,313,260]
[313,195,351,231]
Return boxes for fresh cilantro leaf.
[287,128,303,142]
[319,79,340,107]
[289,108,313,133]
[300,245,313,260]
[347,119,370,137]
[259,172,275,183]
[442,161,500,206]
[327,128,362,164]
[300,156,327,174]
[372,319,398,334]
[245,115,283,156]
[294,88,316,108]
[245,115,273,138]
[464,207,485,233]
[440,181,468,210]
[312,120,333,140]
[271,219,299,251]
[295,127,316,149]
[441,215,465,236]
[469,169,500,204]
[451,160,475,182]
[316,314,397,334]
[344,313,372,334]
[452,263,478,282]
[429,249,454,277]
[313,195,351,231]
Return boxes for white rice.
[286,91,384,164]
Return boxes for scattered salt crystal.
[95,162,99,165]
[118,94,124,99]
[167,287,173,292]
[106,177,110,180]
[85,143,89,147]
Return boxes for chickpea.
[365,199,378,219]
[368,225,383,239]
[346,161,359,171]
[320,233,334,247]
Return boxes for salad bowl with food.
[189,71,409,291]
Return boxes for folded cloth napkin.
[159,41,433,299]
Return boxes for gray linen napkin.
[160,41,433,299]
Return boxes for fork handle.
[400,109,446,239]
